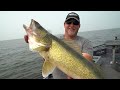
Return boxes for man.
[24,12,93,79]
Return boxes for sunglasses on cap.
[65,19,79,25]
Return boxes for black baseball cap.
[65,12,80,23]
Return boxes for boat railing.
[93,44,107,56]
[93,44,106,50]
[93,56,101,63]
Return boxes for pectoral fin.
[42,60,56,78]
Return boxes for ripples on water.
[0,28,120,79]
[0,39,44,79]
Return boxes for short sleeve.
[82,40,93,57]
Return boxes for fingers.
[82,53,93,61]
[67,76,73,79]
[24,35,29,43]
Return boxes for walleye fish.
[23,19,104,79]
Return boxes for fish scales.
[23,19,104,79]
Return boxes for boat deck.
[94,49,120,79]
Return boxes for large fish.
[23,19,104,79]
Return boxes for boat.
[93,38,120,78]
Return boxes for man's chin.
[68,32,75,37]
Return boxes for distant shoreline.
[1,27,120,42]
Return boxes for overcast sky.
[0,11,120,41]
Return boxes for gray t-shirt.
[45,35,93,79]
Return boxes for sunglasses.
[65,20,79,25]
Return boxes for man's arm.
[82,39,93,61]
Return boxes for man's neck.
[64,35,77,40]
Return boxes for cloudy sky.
[0,11,120,41]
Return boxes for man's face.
[64,19,80,37]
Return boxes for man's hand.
[67,76,73,79]
[24,35,29,43]
[82,53,93,61]
[24,27,33,43]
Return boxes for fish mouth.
[23,19,51,51]
[23,19,36,37]
[23,25,33,37]
[23,19,44,50]
[23,19,45,38]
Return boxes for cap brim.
[65,17,79,22]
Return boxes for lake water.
[0,28,120,79]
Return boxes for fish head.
[23,19,52,52]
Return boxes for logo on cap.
[65,12,80,22]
